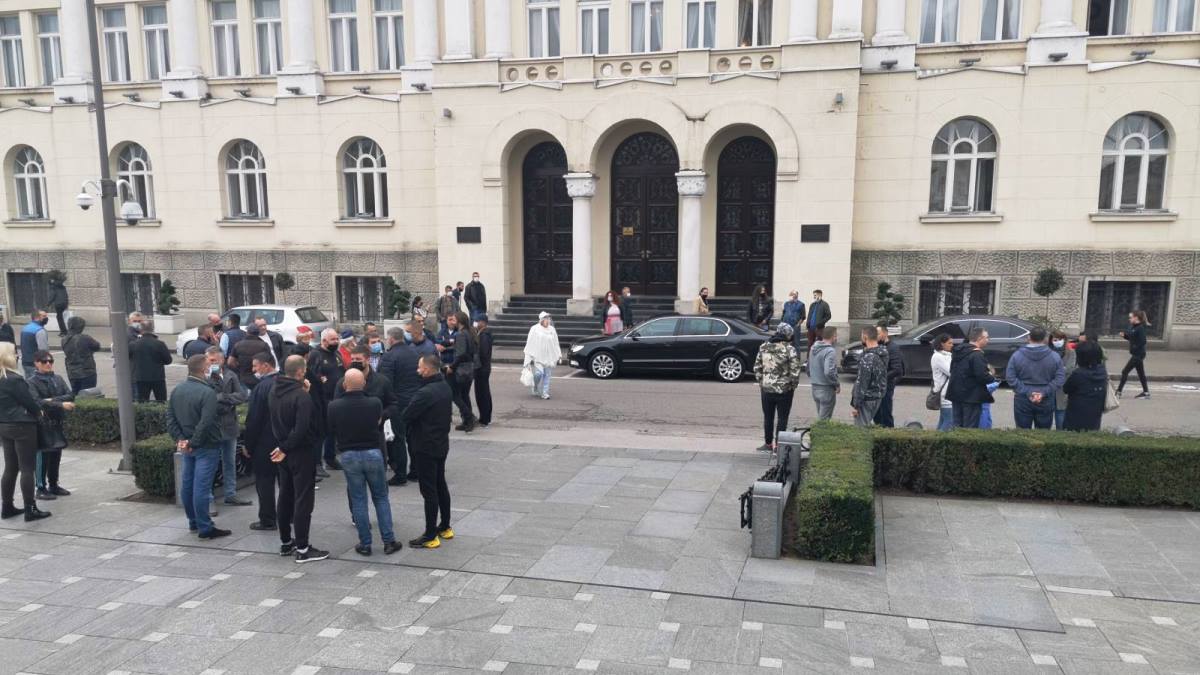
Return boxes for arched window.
[12,146,49,220]
[224,140,269,219]
[929,118,996,214]
[1099,113,1169,212]
[342,138,388,218]
[116,143,155,219]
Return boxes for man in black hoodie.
[402,354,453,549]
[129,325,173,402]
[269,355,328,563]
[243,353,278,530]
[947,327,994,429]
[873,323,905,428]
[62,316,101,394]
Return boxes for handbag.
[925,380,947,411]
[519,364,535,388]
[1103,382,1120,413]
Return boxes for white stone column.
[444,0,475,60]
[1036,0,1078,35]
[787,0,819,42]
[564,173,597,316]
[484,0,513,58]
[675,171,706,311]
[830,0,864,39]
[55,0,92,101]
[161,0,207,98]
[1027,0,1085,64]
[277,0,323,94]
[872,0,908,45]
[412,0,440,65]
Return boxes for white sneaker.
[541,394,550,400]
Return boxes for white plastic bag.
[519,364,535,388]
[383,419,395,442]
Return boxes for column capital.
[675,170,707,197]
[564,173,597,199]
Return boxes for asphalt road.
[80,353,1200,449]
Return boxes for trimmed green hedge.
[132,434,176,498]
[64,398,168,445]
[872,428,1200,508]
[788,422,876,564]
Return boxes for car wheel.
[589,352,618,379]
[715,354,745,382]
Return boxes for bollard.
[904,420,923,429]
[1113,425,1135,437]
[751,480,787,559]
[173,451,184,507]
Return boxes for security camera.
[76,191,95,210]
[120,200,145,226]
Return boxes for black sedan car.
[568,315,801,382]
[840,315,1037,381]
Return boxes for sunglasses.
[37,359,54,364]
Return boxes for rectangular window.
[102,7,131,82]
[121,273,161,316]
[253,0,284,74]
[219,274,276,311]
[920,0,959,43]
[580,2,609,55]
[6,272,49,317]
[528,0,560,57]
[328,0,359,72]
[1154,0,1196,31]
[374,0,404,70]
[1085,281,1168,339]
[631,0,664,53]
[0,15,25,88]
[211,0,241,76]
[738,0,772,47]
[1087,0,1129,36]
[142,4,170,81]
[981,0,1020,40]
[336,276,388,323]
[685,0,716,48]
[918,280,995,323]
[37,13,62,85]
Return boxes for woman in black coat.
[27,352,75,498]
[1063,341,1108,431]
[1116,310,1149,399]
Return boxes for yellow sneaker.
[408,535,441,549]
[439,527,454,540]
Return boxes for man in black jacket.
[183,324,218,359]
[873,323,905,428]
[242,353,278,530]
[48,275,69,338]
[948,327,995,429]
[805,290,832,362]
[269,355,328,563]
[402,354,453,549]
[379,323,436,485]
[62,316,101,394]
[229,324,272,390]
[335,344,396,448]
[328,368,400,556]
[464,273,487,321]
[474,315,494,427]
[130,327,173,401]
[253,317,286,367]
[445,312,478,433]
[307,329,345,472]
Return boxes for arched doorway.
[716,136,776,297]
[522,141,571,295]
[611,132,679,297]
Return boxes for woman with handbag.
[27,351,75,500]
[929,334,954,431]
[0,343,50,521]
[523,312,560,400]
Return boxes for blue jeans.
[180,446,221,534]
[937,406,955,431]
[218,438,238,499]
[340,449,395,548]
[1014,395,1054,430]
[532,365,553,398]
[1053,408,1066,430]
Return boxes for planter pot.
[152,313,185,335]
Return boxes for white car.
[175,305,332,356]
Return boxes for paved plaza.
[2,441,1199,674]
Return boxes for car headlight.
[570,344,584,353]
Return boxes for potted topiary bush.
[381,276,412,333]
[152,278,184,334]
[1026,267,1065,333]
[871,281,906,335]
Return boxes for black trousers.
[136,380,167,402]
[387,418,409,477]
[873,385,896,427]
[953,402,983,429]
[0,422,38,507]
[760,390,795,446]
[69,375,97,395]
[277,445,317,549]
[451,375,475,424]
[55,308,68,335]
[1118,356,1148,393]
[251,445,277,525]
[413,453,451,538]
[474,367,493,425]
[37,449,62,488]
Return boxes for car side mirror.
[629,333,640,341]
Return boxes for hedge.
[132,434,176,498]
[787,422,876,564]
[64,398,168,445]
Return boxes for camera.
[76,192,95,210]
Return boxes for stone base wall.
[0,249,438,328]
[848,249,1200,349]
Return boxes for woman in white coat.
[523,312,561,400]
[930,333,954,431]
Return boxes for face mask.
[350,362,365,371]
[1052,339,1065,349]
[208,364,221,376]
[473,277,479,282]
[370,342,383,354]
[38,318,49,326]
[403,330,412,343]
[129,322,141,331]
[254,371,265,380]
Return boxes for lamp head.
[119,199,144,225]
[75,191,95,211]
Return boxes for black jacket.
[449,329,478,381]
[748,296,773,325]
[0,322,13,345]
[243,371,278,454]
[62,321,101,380]
[129,332,173,382]
[947,342,995,404]
[379,340,438,407]
[880,339,904,387]
[28,371,73,450]
[464,281,487,312]
[620,298,634,327]
[335,369,396,449]
[269,375,320,454]
[289,341,313,359]
[263,330,286,365]
[327,391,384,453]
[0,371,41,424]
[231,335,272,389]
[307,345,344,402]
[808,300,832,330]
[48,280,69,311]
[477,329,494,370]
[401,373,452,459]
[1063,365,1108,431]
[166,377,221,448]
[1123,323,1147,359]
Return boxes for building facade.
[0,0,1197,346]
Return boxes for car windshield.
[253,309,285,325]
[296,307,328,323]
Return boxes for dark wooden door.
[611,132,679,297]
[523,142,572,295]
[716,136,776,297]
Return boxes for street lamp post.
[84,0,137,470]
